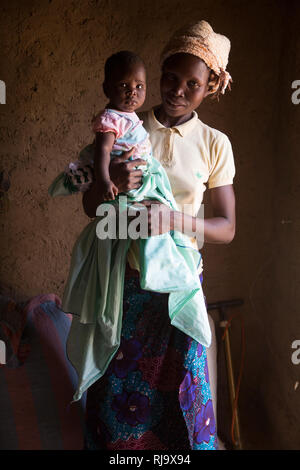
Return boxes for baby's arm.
[94,131,119,201]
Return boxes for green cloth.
[48,149,211,401]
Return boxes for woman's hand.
[109,148,147,193]
[138,200,175,236]
[139,185,236,244]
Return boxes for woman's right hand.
[109,148,146,193]
[82,148,147,218]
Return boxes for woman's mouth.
[165,98,185,109]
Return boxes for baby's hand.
[99,180,119,201]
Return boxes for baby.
[62,51,151,201]
[93,50,148,201]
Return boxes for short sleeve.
[208,134,236,189]
[92,110,132,139]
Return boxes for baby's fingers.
[119,147,136,161]
[103,191,115,201]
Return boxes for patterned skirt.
[84,265,218,450]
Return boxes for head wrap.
[160,20,232,96]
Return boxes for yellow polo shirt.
[127,107,235,272]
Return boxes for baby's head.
[103,51,146,113]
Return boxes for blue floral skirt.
[84,265,217,450]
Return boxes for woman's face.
[160,53,211,119]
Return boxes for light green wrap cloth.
[48,149,211,401]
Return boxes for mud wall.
[0,0,299,449]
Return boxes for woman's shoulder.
[192,118,235,177]
[194,117,232,146]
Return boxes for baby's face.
[106,64,146,113]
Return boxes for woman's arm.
[203,184,236,243]
[176,185,236,244]
[141,184,236,244]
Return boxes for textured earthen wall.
[1,0,299,449]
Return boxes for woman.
[81,20,235,450]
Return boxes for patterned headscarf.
[161,20,232,96]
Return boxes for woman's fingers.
[126,170,143,188]
[115,148,146,165]
[126,158,147,169]
[140,199,162,206]
[126,200,173,236]
[128,169,143,178]
[109,148,146,192]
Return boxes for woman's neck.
[154,105,193,128]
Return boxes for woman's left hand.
[138,200,175,236]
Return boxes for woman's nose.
[171,82,185,97]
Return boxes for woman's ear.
[205,71,220,98]
[204,86,215,98]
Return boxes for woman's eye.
[188,81,200,88]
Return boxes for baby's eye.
[136,84,144,89]
[119,83,127,88]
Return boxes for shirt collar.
[148,107,198,137]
